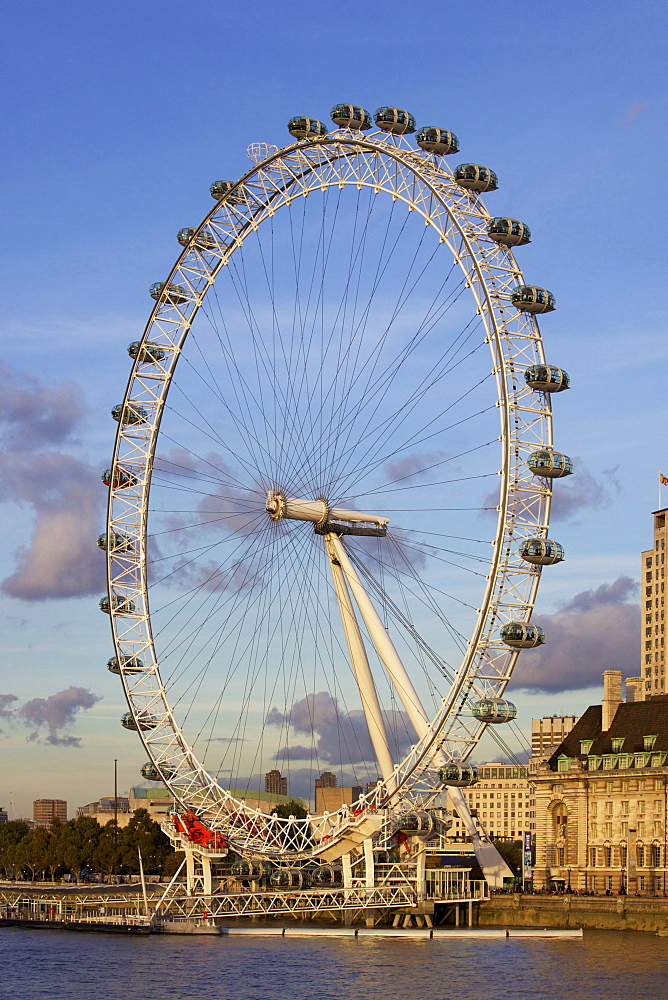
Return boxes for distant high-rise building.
[641,507,668,699]
[315,785,363,814]
[33,799,67,827]
[531,717,579,760]
[315,770,337,790]
[264,769,287,796]
[0,807,7,824]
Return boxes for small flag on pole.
[661,473,668,485]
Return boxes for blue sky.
[1,0,667,817]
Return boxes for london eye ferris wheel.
[99,103,571,868]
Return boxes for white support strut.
[324,533,396,789]
[327,532,512,887]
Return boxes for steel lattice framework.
[105,122,559,860]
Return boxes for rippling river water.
[2,928,668,1000]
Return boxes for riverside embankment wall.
[478,894,668,934]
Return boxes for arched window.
[553,802,568,839]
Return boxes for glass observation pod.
[438,764,478,787]
[149,282,188,305]
[374,107,416,134]
[520,538,565,565]
[527,449,573,479]
[330,104,372,130]
[270,869,313,888]
[415,127,459,155]
[127,340,166,364]
[311,864,343,886]
[140,761,176,781]
[454,163,498,192]
[101,467,137,489]
[395,812,435,835]
[96,532,133,553]
[487,217,531,247]
[209,180,249,204]
[500,622,545,648]
[231,860,274,880]
[287,117,328,139]
[99,595,136,616]
[510,285,556,314]
[524,365,570,393]
[107,655,145,675]
[120,711,158,732]
[472,698,518,724]
[111,403,148,426]
[176,228,218,251]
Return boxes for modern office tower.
[33,799,67,826]
[641,507,668,699]
[531,716,579,760]
[264,769,288,796]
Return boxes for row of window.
[588,844,662,868]
[590,822,662,838]
[591,799,662,817]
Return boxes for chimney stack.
[602,670,624,730]
[625,676,643,703]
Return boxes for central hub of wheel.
[266,490,389,536]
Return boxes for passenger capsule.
[520,538,565,565]
[101,468,138,489]
[209,180,248,204]
[487,217,531,246]
[438,764,478,787]
[395,812,435,835]
[107,655,145,675]
[524,365,570,393]
[527,449,573,479]
[269,868,313,889]
[454,164,498,192]
[141,761,176,781]
[287,117,328,139]
[96,532,133,553]
[149,282,188,305]
[330,104,372,130]
[99,595,136,616]
[121,711,158,732]
[176,228,219,251]
[510,285,556,313]
[231,860,273,880]
[111,403,148,425]
[311,864,343,886]
[128,341,166,364]
[500,622,545,648]
[374,107,416,134]
[415,127,459,155]
[472,698,518,723]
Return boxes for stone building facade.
[533,670,668,893]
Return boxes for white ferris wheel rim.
[105,124,556,857]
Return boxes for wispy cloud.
[509,576,639,694]
[267,690,416,767]
[618,101,647,127]
[0,363,106,600]
[0,687,101,746]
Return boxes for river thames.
[2,928,668,1000]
